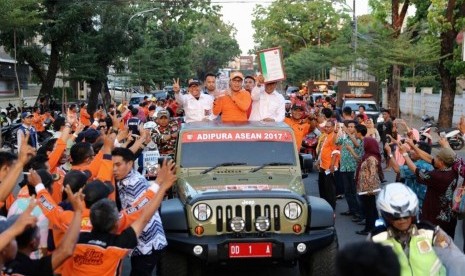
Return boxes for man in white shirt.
[174,78,215,123]
[249,81,285,122]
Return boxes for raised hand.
[11,199,38,234]
[173,78,180,93]
[27,169,43,187]
[65,185,84,213]
[156,158,177,190]
[18,132,36,165]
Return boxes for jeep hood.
[176,173,305,201]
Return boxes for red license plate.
[228,242,272,258]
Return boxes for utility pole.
[351,0,357,80]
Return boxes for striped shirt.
[116,170,167,256]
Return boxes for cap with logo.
[188,78,201,87]
[157,109,170,119]
[21,112,33,119]
[230,71,244,80]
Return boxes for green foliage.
[189,16,241,80]
[285,22,355,84]
[251,0,349,57]
[126,1,239,87]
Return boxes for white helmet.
[376,183,419,219]
[143,121,157,129]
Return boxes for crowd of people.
[2,71,465,275]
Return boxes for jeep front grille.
[216,204,280,233]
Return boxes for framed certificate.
[257,47,286,83]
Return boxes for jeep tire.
[298,236,338,276]
[158,250,203,276]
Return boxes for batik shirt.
[337,136,362,172]
[399,160,433,211]
[116,170,167,256]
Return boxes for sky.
[217,0,370,55]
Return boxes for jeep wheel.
[298,236,338,276]
[158,250,203,276]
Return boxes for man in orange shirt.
[284,103,315,153]
[61,159,176,276]
[79,103,91,127]
[317,120,340,210]
[213,71,251,122]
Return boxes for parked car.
[152,90,168,100]
[129,94,153,105]
[285,86,299,97]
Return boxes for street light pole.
[126,7,160,28]
[287,33,307,48]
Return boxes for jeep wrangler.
[158,122,337,276]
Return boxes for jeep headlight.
[193,203,212,221]
[284,202,302,220]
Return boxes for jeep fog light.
[296,243,307,253]
[193,203,212,221]
[193,245,203,255]
[230,217,245,232]
[284,202,302,220]
[255,216,270,232]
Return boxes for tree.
[285,23,355,84]
[0,0,42,108]
[126,1,238,89]
[189,16,240,80]
[251,0,348,57]
[427,0,465,127]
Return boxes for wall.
[399,89,465,124]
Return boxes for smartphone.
[131,134,140,138]
[386,137,391,143]
[158,156,173,167]
[440,132,446,138]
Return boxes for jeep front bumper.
[164,227,336,264]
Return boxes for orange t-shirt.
[80,108,91,126]
[319,132,340,170]
[32,113,46,132]
[60,227,137,276]
[213,90,251,122]
[284,118,311,152]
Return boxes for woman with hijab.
[355,137,384,235]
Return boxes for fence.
[396,88,465,124]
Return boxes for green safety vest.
[372,227,446,276]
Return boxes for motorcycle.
[419,115,464,150]
[1,122,21,152]
[301,130,320,158]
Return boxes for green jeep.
[158,122,337,276]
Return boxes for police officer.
[371,183,446,275]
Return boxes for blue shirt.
[400,160,434,211]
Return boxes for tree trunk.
[387,64,401,119]
[386,0,410,119]
[88,80,103,116]
[37,41,60,106]
[437,30,457,128]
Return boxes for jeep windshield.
[179,129,297,168]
